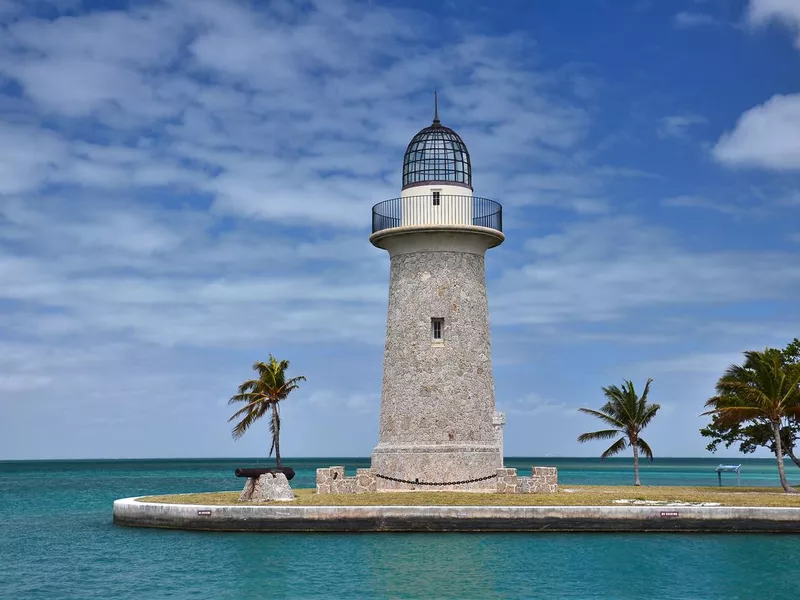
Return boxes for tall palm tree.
[228,355,306,469]
[703,349,800,493]
[577,378,660,486]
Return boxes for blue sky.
[1,0,799,460]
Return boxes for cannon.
[235,467,295,481]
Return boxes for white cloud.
[657,114,707,139]
[674,11,719,29]
[492,216,800,326]
[630,352,744,376]
[712,3,800,171]
[747,0,800,47]
[0,0,797,459]
[713,94,800,170]
[499,393,574,418]
[660,194,758,217]
[306,390,379,414]
[0,0,610,354]
[0,0,597,230]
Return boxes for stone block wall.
[495,468,518,493]
[501,466,558,495]
[316,465,557,495]
[316,466,377,495]
[531,467,558,493]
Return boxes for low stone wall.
[316,467,377,494]
[113,498,800,533]
[316,466,557,494]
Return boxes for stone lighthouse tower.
[369,96,504,491]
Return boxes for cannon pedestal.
[238,472,295,502]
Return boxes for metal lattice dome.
[402,99,472,191]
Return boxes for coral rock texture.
[239,473,295,502]
[371,229,502,491]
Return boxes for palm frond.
[637,437,655,462]
[638,402,661,429]
[577,429,621,443]
[228,391,262,405]
[235,379,260,395]
[577,407,625,429]
[230,409,259,440]
[600,436,628,460]
[705,348,800,425]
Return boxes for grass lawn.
[138,486,800,508]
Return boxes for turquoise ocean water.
[2,457,799,599]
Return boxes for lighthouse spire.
[433,90,440,125]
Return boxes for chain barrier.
[374,472,498,487]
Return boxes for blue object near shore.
[715,464,742,486]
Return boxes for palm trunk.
[272,404,281,469]
[772,420,797,493]
[632,439,641,486]
[787,445,800,470]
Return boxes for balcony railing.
[371,195,502,234]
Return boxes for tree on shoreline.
[228,356,306,469]
[702,348,800,494]
[577,379,660,486]
[701,339,800,470]
[700,418,800,469]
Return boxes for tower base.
[370,443,501,492]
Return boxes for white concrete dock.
[113,497,800,533]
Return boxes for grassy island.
[139,486,800,508]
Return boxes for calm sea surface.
[2,457,799,599]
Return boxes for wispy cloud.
[660,194,759,217]
[0,0,797,459]
[673,11,719,29]
[657,114,708,139]
[492,216,800,327]
[498,393,575,418]
[710,3,800,172]
[747,0,800,47]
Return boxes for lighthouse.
[369,96,505,491]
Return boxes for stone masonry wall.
[316,466,558,495]
[316,467,377,495]
[371,242,501,489]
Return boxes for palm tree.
[703,349,800,493]
[228,355,306,469]
[577,378,660,486]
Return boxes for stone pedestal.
[531,467,558,493]
[496,468,518,493]
[239,472,295,502]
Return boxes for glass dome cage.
[402,95,472,191]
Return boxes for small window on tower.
[432,191,441,206]
[431,318,444,342]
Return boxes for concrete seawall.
[113,498,800,533]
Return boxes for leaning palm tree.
[577,379,660,486]
[703,349,800,493]
[228,355,306,469]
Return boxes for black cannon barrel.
[235,467,295,481]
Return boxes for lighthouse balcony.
[371,195,502,234]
